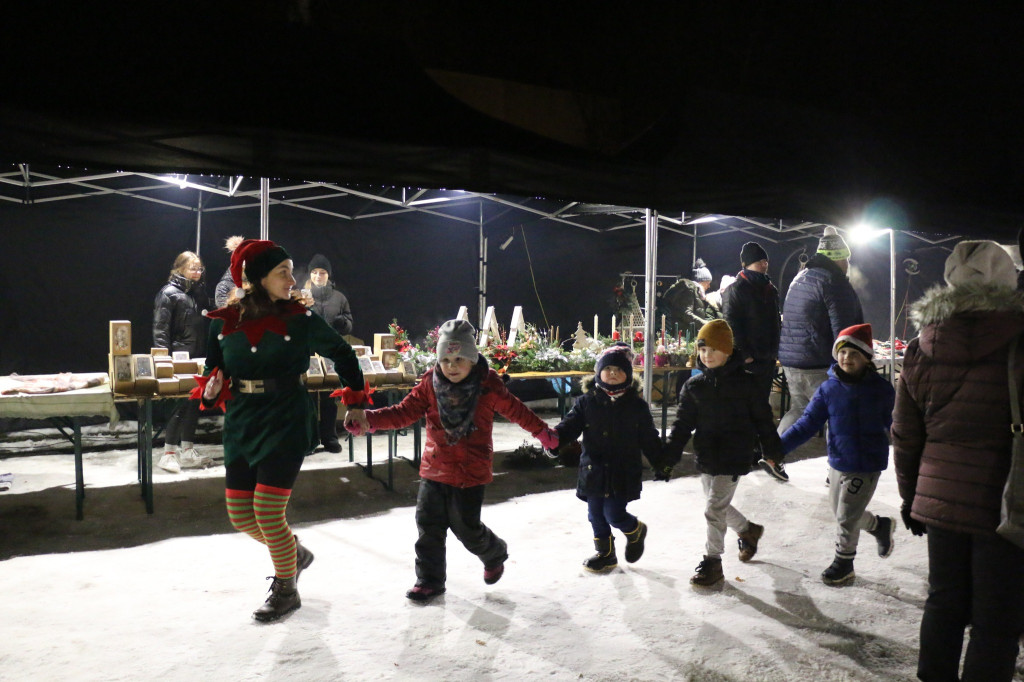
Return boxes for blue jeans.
[918,525,1024,681]
[587,496,638,538]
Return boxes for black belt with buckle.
[232,376,302,394]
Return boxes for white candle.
[661,314,666,338]
[611,315,616,334]
[594,314,599,339]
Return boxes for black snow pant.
[413,479,508,590]
[165,398,200,447]
[918,525,1024,682]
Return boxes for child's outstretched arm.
[347,379,432,435]
[778,385,829,455]
[490,378,557,447]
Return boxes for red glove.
[536,428,559,451]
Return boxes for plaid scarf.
[432,357,486,445]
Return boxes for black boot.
[583,536,618,573]
[253,576,301,622]
[295,538,315,582]
[867,516,895,558]
[624,520,647,563]
[821,556,855,586]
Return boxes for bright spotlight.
[848,222,887,244]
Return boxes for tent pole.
[643,209,658,403]
[195,192,203,255]
[890,229,896,386]
[260,178,269,240]
[479,201,486,329]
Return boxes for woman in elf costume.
[195,239,369,622]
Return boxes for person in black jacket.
[553,343,664,573]
[152,251,213,473]
[722,241,784,480]
[664,319,782,587]
[214,235,244,309]
[301,254,354,452]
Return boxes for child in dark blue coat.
[554,343,664,573]
[780,323,897,586]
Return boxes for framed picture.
[109,320,131,355]
[306,356,324,377]
[401,359,417,379]
[357,356,375,374]
[171,350,191,361]
[322,357,337,375]
[131,354,155,379]
[113,355,132,382]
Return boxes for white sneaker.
[179,447,213,469]
[158,452,181,474]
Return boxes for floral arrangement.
[388,319,412,353]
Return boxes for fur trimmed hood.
[580,374,642,395]
[909,282,1024,362]
[909,283,1024,329]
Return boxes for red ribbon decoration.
[189,368,232,411]
[330,379,375,406]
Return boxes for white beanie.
[436,319,480,363]
[943,240,1017,289]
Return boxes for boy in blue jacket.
[780,324,897,586]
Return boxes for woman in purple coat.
[892,240,1024,681]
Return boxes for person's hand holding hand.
[203,372,224,401]
[344,409,371,437]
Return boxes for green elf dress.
[202,300,365,467]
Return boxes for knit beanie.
[817,226,851,261]
[229,239,291,296]
[833,323,873,360]
[436,319,480,363]
[596,343,634,382]
[692,258,712,282]
[308,253,332,278]
[696,319,734,356]
[740,241,768,267]
[943,240,1017,289]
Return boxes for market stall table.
[505,370,591,417]
[0,373,116,520]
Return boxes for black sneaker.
[821,557,855,586]
[758,458,790,482]
[868,516,895,558]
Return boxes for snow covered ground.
[2,414,1023,681]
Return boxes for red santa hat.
[832,323,873,360]
[229,239,291,299]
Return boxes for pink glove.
[344,421,365,437]
[536,428,559,451]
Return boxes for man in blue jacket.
[774,227,864,481]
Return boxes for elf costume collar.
[206,301,309,351]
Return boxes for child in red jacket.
[345,319,558,603]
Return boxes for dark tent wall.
[1,188,945,376]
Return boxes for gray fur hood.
[909,283,1024,362]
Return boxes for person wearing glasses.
[153,251,213,472]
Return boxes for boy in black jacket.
[554,343,665,573]
[664,320,782,586]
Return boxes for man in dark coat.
[662,258,721,340]
[722,241,782,476]
[777,227,864,455]
[305,253,353,452]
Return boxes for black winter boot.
[821,556,855,586]
[253,576,301,622]
[867,516,895,558]
[583,536,618,573]
[624,520,647,563]
[690,555,724,586]
[295,538,315,582]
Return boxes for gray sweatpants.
[701,474,753,557]
[827,466,881,559]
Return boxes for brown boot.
[690,555,724,587]
[737,522,763,562]
[253,577,300,622]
